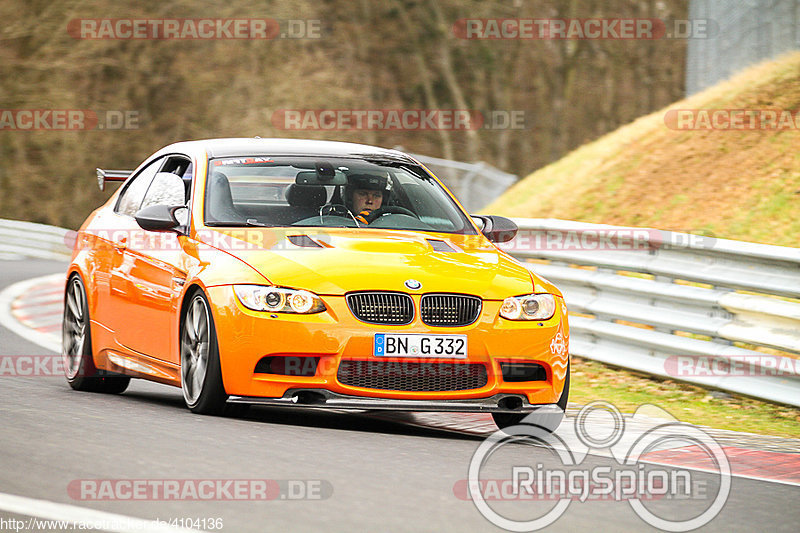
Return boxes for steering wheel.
[363,205,419,223]
[319,204,353,218]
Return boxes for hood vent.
[427,239,460,253]
[287,235,323,248]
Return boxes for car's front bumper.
[207,285,570,407]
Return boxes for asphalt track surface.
[0,259,798,532]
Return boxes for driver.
[345,174,391,224]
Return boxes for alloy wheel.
[181,295,210,405]
[62,276,87,379]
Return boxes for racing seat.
[277,184,329,225]
[206,172,246,223]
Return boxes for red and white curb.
[0,273,64,353]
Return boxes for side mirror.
[473,215,518,243]
[134,205,186,232]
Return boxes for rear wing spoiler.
[96,168,132,191]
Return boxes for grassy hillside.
[488,52,800,247]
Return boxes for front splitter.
[228,389,562,414]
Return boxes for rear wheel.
[492,362,570,432]
[62,275,130,394]
[181,292,228,415]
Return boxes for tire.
[180,291,228,415]
[492,361,570,432]
[62,275,130,394]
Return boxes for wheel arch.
[179,283,206,327]
[177,282,230,412]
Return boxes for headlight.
[233,285,326,314]
[500,294,556,321]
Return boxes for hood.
[200,228,535,299]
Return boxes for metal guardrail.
[0,219,71,261]
[408,152,517,212]
[506,218,800,407]
[2,216,799,406]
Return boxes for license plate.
[373,333,467,358]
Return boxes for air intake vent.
[346,292,414,325]
[337,360,488,391]
[499,362,547,382]
[254,356,319,377]
[420,294,482,327]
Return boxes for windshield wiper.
[205,220,269,227]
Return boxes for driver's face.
[352,188,383,213]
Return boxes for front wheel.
[492,362,570,432]
[180,291,228,415]
[62,275,130,394]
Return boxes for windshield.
[203,156,477,234]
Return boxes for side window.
[116,158,163,217]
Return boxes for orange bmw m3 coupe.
[63,138,569,430]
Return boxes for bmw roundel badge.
[404,279,422,290]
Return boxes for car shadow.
[241,405,489,442]
[118,386,488,442]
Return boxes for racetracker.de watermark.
[0,355,66,377]
[65,228,716,253]
[464,401,731,531]
[67,18,321,39]
[68,479,332,501]
[453,18,716,40]
[664,109,800,130]
[665,355,800,378]
[0,109,139,130]
[270,109,527,130]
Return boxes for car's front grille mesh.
[337,360,488,392]
[420,294,482,326]
[347,292,482,326]
[346,292,414,325]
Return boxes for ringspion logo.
[464,402,731,531]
